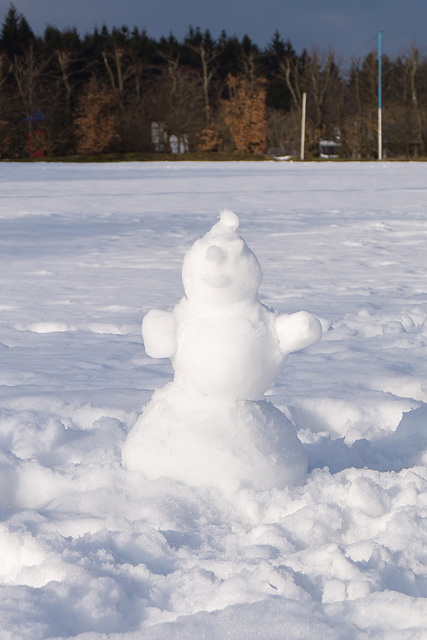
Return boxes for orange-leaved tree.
[75,78,120,154]
[222,74,267,153]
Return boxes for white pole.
[300,92,307,161]
[378,31,382,161]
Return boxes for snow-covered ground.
[0,161,426,639]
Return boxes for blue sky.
[2,0,426,62]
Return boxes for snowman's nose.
[205,245,226,263]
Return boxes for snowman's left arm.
[142,309,177,359]
[274,310,322,355]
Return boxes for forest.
[0,4,426,160]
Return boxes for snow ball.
[122,391,307,493]
[181,213,262,306]
[142,309,177,359]
[275,311,322,354]
[217,209,240,232]
[171,304,285,400]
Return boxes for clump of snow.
[122,211,321,491]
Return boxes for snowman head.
[182,211,263,306]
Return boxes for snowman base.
[122,383,307,494]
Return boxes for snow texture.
[1,161,427,639]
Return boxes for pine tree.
[0,4,34,58]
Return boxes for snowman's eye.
[233,239,245,254]
[205,245,226,263]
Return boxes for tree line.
[0,4,426,159]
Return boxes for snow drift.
[0,161,426,639]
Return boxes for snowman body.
[172,297,285,401]
[122,211,321,492]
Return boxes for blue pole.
[378,31,382,160]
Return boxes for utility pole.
[300,92,307,161]
[378,31,382,161]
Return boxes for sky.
[1,0,427,64]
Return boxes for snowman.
[122,211,321,493]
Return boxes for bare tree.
[146,64,205,152]
[282,56,303,110]
[0,52,12,89]
[345,54,379,158]
[102,45,135,112]
[192,42,217,126]
[12,44,48,132]
[0,52,14,156]
[403,48,424,156]
[55,50,74,122]
[308,50,335,139]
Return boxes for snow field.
[0,161,426,639]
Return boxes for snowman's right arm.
[142,309,177,359]
[275,310,322,355]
